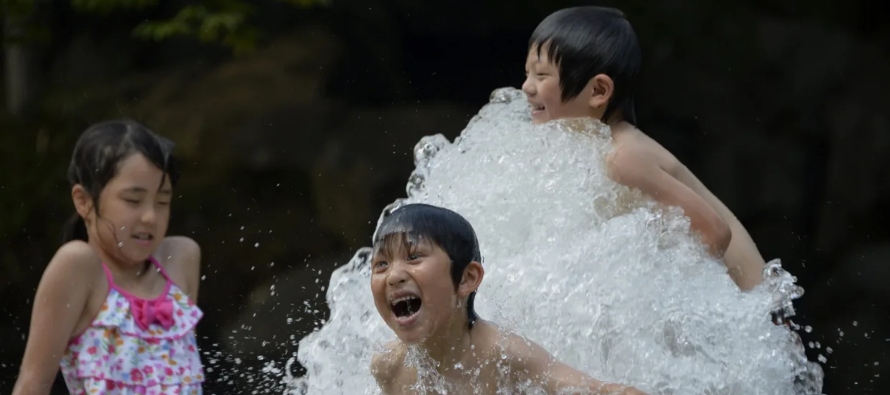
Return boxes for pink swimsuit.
[59,257,205,394]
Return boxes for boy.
[522,6,765,290]
[369,203,646,395]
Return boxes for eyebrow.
[121,186,172,195]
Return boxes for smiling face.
[370,234,464,344]
[522,43,618,125]
[522,45,596,124]
[75,153,172,267]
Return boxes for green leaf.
[70,0,159,14]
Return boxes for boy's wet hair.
[529,6,641,124]
[373,203,483,329]
[63,119,180,243]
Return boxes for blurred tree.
[1,0,328,115]
[0,0,328,290]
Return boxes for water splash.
[285,87,824,394]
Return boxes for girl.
[12,120,205,395]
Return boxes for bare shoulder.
[489,327,554,378]
[160,236,201,260]
[48,241,103,278]
[156,236,202,297]
[501,331,549,361]
[371,341,406,385]
[38,241,105,321]
[609,125,683,176]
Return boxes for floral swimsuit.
[59,257,205,394]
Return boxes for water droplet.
[254,242,260,248]
[117,242,124,248]
[804,325,812,333]
[201,275,206,281]
[852,321,858,326]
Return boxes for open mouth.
[390,295,422,319]
[132,233,154,242]
[530,104,545,112]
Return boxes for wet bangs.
[372,230,434,259]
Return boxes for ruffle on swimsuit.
[59,257,205,395]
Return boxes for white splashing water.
[283,88,824,394]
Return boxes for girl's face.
[77,153,172,266]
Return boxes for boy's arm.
[608,144,732,258]
[507,336,647,395]
[672,165,765,290]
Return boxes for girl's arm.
[12,242,97,395]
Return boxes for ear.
[71,184,94,219]
[587,74,615,111]
[458,261,484,298]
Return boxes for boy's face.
[370,236,462,344]
[522,45,610,124]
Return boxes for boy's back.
[522,6,766,290]
[607,122,765,289]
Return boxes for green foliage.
[132,2,259,54]
[75,0,330,53]
[3,0,328,51]
[70,0,158,13]
[0,0,34,14]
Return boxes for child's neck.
[420,315,476,375]
[90,240,154,280]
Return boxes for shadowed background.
[1,0,887,393]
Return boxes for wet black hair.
[373,203,483,329]
[62,119,180,244]
[529,6,641,124]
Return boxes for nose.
[386,263,409,286]
[141,206,156,225]
[521,76,536,97]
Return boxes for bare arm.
[507,336,647,395]
[672,167,765,290]
[12,242,97,395]
[609,145,732,258]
